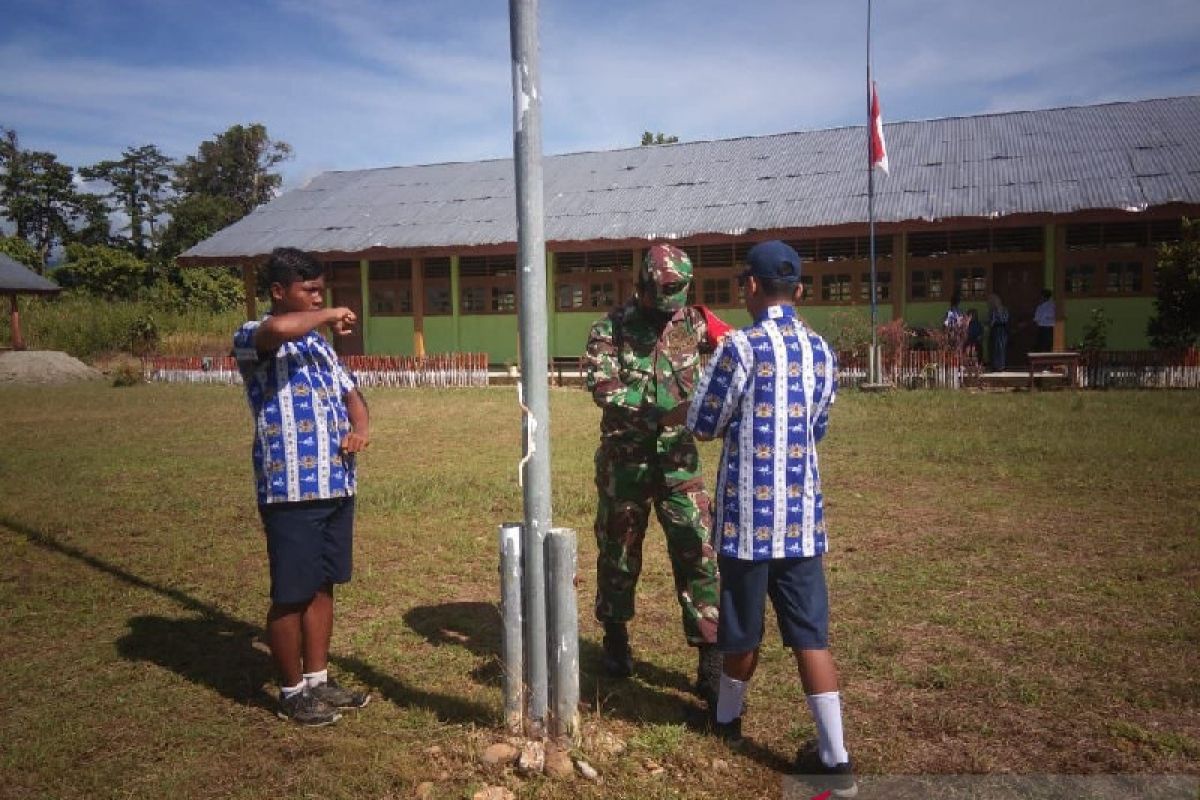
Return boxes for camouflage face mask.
[641,244,693,314]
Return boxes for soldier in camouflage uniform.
[584,242,726,704]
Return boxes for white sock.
[302,669,328,688]
[281,680,305,699]
[716,673,748,724]
[806,691,849,767]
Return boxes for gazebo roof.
[0,253,61,294]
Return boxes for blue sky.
[3,0,1200,190]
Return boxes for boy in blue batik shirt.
[233,247,371,726]
[663,241,855,797]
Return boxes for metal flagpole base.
[861,344,893,392]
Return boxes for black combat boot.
[601,622,634,678]
[695,644,722,707]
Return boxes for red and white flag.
[870,80,889,174]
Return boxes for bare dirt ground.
[0,350,103,384]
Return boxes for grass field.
[1,384,1197,799]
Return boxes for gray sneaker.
[278,690,341,726]
[310,678,370,710]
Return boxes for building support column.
[413,258,426,357]
[1045,223,1064,350]
[893,231,906,323]
[9,294,26,351]
[359,259,371,354]
[450,255,462,354]
[545,250,556,358]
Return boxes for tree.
[174,123,292,216]
[55,243,149,300]
[1147,218,1200,350]
[640,131,679,146]
[155,193,243,269]
[80,144,175,258]
[0,234,40,269]
[0,127,98,271]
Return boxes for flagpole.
[867,0,881,384]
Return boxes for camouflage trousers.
[592,445,720,646]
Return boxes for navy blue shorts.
[717,555,829,652]
[259,496,355,605]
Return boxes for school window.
[992,227,1044,253]
[554,249,634,310]
[556,284,583,310]
[368,259,412,316]
[325,260,360,284]
[820,273,852,302]
[423,258,452,315]
[687,242,747,308]
[461,287,487,313]
[954,267,987,299]
[859,271,891,302]
[910,269,944,300]
[701,278,731,306]
[1106,262,1143,294]
[460,254,517,314]
[1064,265,1095,295]
[589,281,617,309]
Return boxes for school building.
[179,96,1200,366]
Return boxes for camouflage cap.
[640,244,693,313]
[641,243,693,287]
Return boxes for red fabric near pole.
[695,304,734,348]
[870,81,889,174]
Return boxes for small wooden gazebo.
[0,253,61,351]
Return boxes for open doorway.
[992,262,1042,366]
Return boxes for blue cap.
[740,240,802,283]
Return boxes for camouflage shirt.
[584,300,716,453]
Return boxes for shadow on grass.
[2,515,494,726]
[404,601,702,728]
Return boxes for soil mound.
[0,350,104,384]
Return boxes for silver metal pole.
[508,0,551,735]
[546,528,579,742]
[498,523,524,734]
[867,0,881,385]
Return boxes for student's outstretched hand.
[329,307,357,336]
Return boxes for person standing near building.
[1034,289,1056,352]
[583,243,730,708]
[987,293,1010,370]
[233,247,372,726]
[666,240,855,796]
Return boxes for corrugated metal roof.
[182,96,1200,261]
[0,253,60,294]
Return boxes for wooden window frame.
[423,257,452,316]
[460,254,517,315]
[367,259,413,316]
[1062,220,1168,297]
[554,249,634,312]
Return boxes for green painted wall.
[422,316,458,354]
[903,300,987,329]
[365,316,415,355]
[1065,298,1154,350]
[460,316,520,364]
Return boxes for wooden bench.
[1026,351,1081,390]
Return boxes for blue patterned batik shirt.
[686,304,837,561]
[233,318,358,505]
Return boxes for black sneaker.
[601,623,633,679]
[310,678,370,710]
[277,690,340,726]
[793,756,857,799]
[710,716,744,749]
